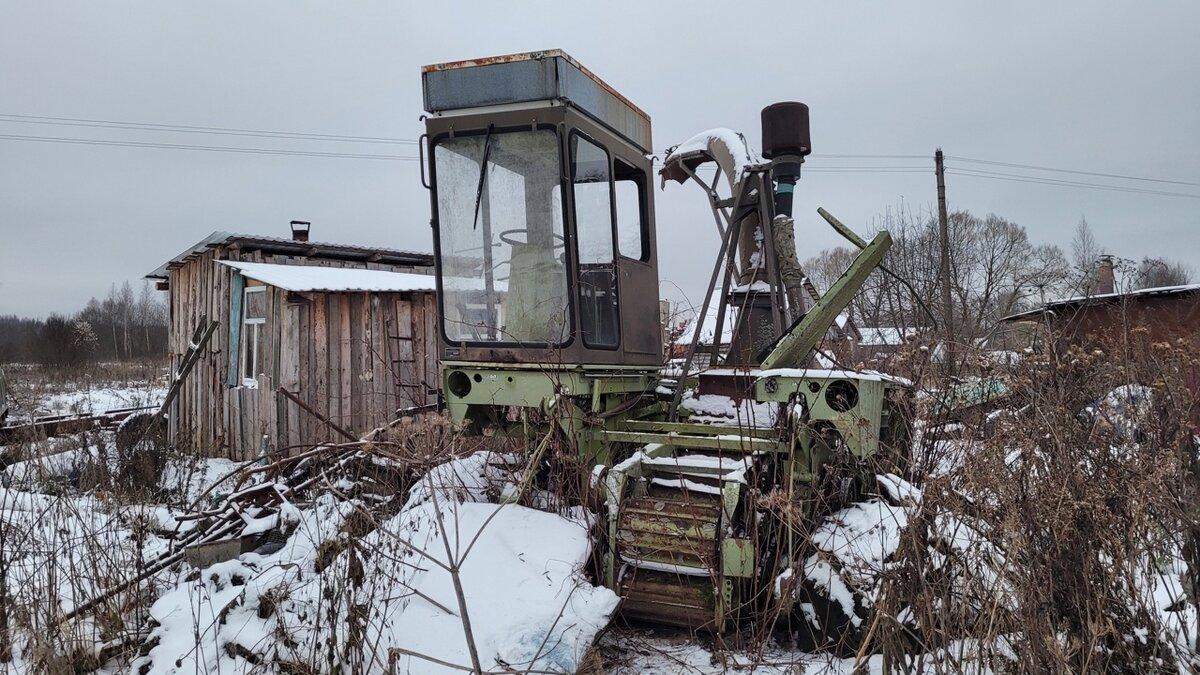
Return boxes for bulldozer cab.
[422,51,662,369]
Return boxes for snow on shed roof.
[219,261,438,293]
[147,231,433,279]
[858,326,924,346]
[678,307,734,345]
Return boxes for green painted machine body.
[434,211,907,631]
[422,50,911,634]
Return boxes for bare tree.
[116,281,134,360]
[1071,217,1100,292]
[1135,256,1193,289]
[804,207,1069,346]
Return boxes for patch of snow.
[134,453,616,675]
[219,260,443,293]
[650,476,723,494]
[858,326,921,347]
[663,127,765,187]
[877,473,922,504]
[37,385,165,417]
[679,392,778,428]
[620,556,711,577]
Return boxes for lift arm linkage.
[759,224,892,370]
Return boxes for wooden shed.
[148,229,438,459]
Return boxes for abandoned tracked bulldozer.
[419,50,911,636]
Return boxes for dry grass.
[871,337,1200,672]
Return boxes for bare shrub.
[874,336,1200,672]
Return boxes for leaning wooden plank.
[124,315,218,451]
[276,386,356,442]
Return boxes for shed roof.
[219,261,439,293]
[147,231,433,279]
[1001,283,1200,322]
[858,326,923,347]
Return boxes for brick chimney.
[1095,255,1115,295]
[290,220,311,242]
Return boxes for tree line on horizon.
[0,281,167,366]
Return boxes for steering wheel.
[499,228,566,251]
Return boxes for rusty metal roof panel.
[146,231,433,280]
[422,50,652,153]
[1001,283,1200,322]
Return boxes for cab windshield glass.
[434,129,569,345]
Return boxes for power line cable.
[947,168,1200,199]
[946,154,1200,187]
[0,113,417,145]
[810,153,927,159]
[0,132,419,161]
[3,115,1197,199]
[0,131,925,171]
[5,112,1196,189]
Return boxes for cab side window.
[570,134,619,348]
[614,158,648,262]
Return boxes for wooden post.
[935,149,956,374]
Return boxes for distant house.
[857,326,923,363]
[147,224,438,459]
[1002,254,1198,353]
[1001,283,1200,354]
[1001,268,1200,404]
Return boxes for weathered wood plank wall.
[166,248,438,459]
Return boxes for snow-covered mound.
[132,452,618,674]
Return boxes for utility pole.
[935,149,955,375]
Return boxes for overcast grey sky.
[1,1,1197,318]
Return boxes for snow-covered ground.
[1,363,167,420]
[37,384,166,417]
[129,451,618,674]
[2,371,1197,673]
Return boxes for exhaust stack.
[760,102,811,218]
[760,102,812,325]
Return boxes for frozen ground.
[1,362,167,420]
[129,451,619,674]
[37,384,166,417]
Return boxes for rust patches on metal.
[421,49,564,73]
[422,49,651,123]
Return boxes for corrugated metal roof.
[146,231,433,280]
[218,261,438,293]
[1001,283,1200,322]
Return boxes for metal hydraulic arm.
[759,228,892,370]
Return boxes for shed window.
[241,286,266,386]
